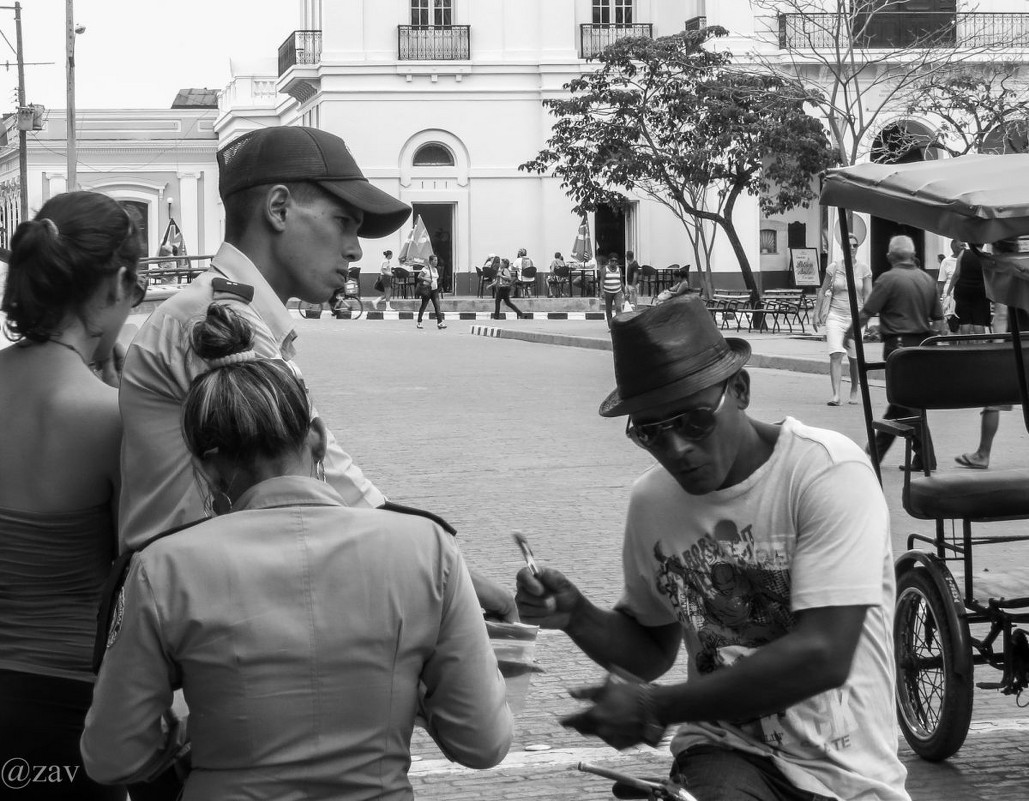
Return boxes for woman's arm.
[420,543,513,769]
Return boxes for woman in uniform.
[81,303,512,800]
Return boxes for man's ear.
[264,185,292,233]
[732,370,752,410]
[308,417,329,465]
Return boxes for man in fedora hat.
[118,125,516,618]
[516,296,908,800]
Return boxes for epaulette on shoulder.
[92,517,207,674]
[211,276,255,303]
[379,500,457,537]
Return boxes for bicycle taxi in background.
[820,155,1029,762]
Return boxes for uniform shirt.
[118,243,383,551]
[82,476,513,800]
[619,418,909,801]
[860,260,942,336]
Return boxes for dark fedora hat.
[599,296,751,417]
[217,126,411,239]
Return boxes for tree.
[748,0,1026,166]
[520,28,837,302]
[903,64,1029,157]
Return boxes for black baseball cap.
[217,126,411,238]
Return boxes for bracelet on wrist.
[637,683,666,746]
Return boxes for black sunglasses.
[625,381,730,448]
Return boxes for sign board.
[790,248,821,286]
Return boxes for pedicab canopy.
[820,155,1029,311]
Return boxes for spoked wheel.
[894,567,974,761]
[332,296,364,319]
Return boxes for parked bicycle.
[331,276,364,319]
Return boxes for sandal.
[826,400,841,407]
[955,453,989,470]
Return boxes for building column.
[176,172,199,253]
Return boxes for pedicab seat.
[905,468,1029,521]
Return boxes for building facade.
[0,107,221,257]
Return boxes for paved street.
[289,315,1029,801]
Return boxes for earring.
[213,489,233,515]
[315,460,326,482]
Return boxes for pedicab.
[820,154,1029,761]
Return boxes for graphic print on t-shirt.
[653,518,793,674]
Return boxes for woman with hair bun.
[82,303,512,799]
[0,191,144,800]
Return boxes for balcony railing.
[580,23,653,59]
[777,12,1029,50]
[685,16,707,32]
[398,25,470,60]
[278,30,322,76]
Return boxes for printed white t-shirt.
[618,417,909,801]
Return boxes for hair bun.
[190,303,256,363]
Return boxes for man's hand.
[469,568,519,623]
[560,673,663,751]
[515,566,584,630]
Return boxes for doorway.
[594,204,626,266]
[869,122,932,278]
[411,202,455,292]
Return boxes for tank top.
[0,503,116,681]
[603,267,623,294]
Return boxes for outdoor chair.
[479,263,498,298]
[551,263,570,297]
[518,265,538,298]
[639,264,658,297]
[392,266,412,299]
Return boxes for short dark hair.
[2,191,142,343]
[222,182,326,242]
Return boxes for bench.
[705,289,812,334]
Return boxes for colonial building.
[0,96,222,257]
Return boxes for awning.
[819,155,1029,244]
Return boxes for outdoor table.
[569,265,597,296]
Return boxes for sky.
[1,1,296,111]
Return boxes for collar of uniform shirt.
[209,242,298,358]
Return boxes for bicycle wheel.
[333,296,364,320]
[894,567,973,761]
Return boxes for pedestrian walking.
[624,250,640,308]
[415,254,446,329]
[516,296,909,801]
[493,258,524,319]
[82,303,512,796]
[376,249,394,310]
[848,235,947,470]
[600,253,625,328]
[117,125,516,618]
[0,192,145,801]
[815,235,872,406]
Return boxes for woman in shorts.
[816,236,872,406]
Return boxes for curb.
[468,325,832,374]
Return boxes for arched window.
[413,143,455,166]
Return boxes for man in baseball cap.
[119,125,518,620]
[516,297,908,800]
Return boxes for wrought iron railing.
[777,12,1029,50]
[685,16,707,32]
[580,23,653,59]
[139,255,214,285]
[397,25,471,60]
[278,30,322,76]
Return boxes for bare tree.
[903,63,1029,156]
[747,0,1025,166]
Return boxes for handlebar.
[577,762,699,801]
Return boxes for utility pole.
[13,1,26,219]
[65,0,76,191]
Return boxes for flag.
[570,217,593,263]
[160,218,186,258]
[398,215,434,267]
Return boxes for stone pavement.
[290,316,1029,801]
